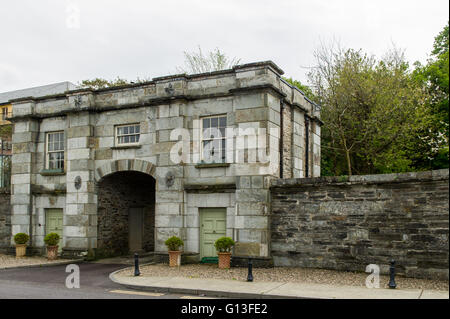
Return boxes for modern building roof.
[0,81,77,105]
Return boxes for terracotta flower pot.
[218,252,232,269]
[168,250,182,267]
[15,244,27,258]
[46,246,59,260]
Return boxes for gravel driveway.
[0,253,72,269]
[117,263,449,291]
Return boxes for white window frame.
[115,124,141,146]
[45,131,65,170]
[200,114,227,163]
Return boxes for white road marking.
[180,295,215,299]
[109,289,164,297]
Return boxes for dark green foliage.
[78,76,150,90]
[412,22,449,170]
[283,77,318,104]
[214,237,235,253]
[44,233,60,246]
[14,233,29,245]
[300,24,449,176]
[0,124,12,139]
[165,236,184,251]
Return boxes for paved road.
[0,262,208,299]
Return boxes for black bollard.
[247,257,253,282]
[388,259,396,289]
[134,253,141,277]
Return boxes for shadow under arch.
[95,160,157,258]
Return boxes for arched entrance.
[96,170,156,257]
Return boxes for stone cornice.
[229,84,287,98]
[9,85,290,121]
[7,61,315,122]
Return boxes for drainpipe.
[29,120,41,250]
[304,116,309,178]
[279,101,284,179]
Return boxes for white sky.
[0,0,448,92]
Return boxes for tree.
[0,124,12,140]
[309,42,431,176]
[413,22,449,169]
[176,46,241,74]
[78,76,151,90]
[283,77,318,103]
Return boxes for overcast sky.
[0,0,448,92]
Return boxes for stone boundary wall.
[0,188,11,251]
[270,169,449,279]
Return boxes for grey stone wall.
[270,169,449,279]
[0,189,11,251]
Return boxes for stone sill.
[195,163,230,169]
[111,145,142,150]
[184,184,236,192]
[39,169,66,176]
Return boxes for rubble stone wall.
[0,189,11,251]
[271,169,449,279]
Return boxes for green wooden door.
[200,208,226,258]
[45,209,63,252]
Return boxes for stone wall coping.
[270,169,449,189]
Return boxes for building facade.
[0,82,78,124]
[8,61,321,261]
[0,82,77,190]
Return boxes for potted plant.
[214,237,235,269]
[14,233,29,258]
[165,236,184,267]
[44,232,60,260]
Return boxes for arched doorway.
[96,170,155,257]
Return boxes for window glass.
[201,115,227,162]
[47,132,64,170]
[116,124,141,145]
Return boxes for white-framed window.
[46,131,64,170]
[201,115,227,162]
[115,124,140,146]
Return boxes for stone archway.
[95,159,156,183]
[95,160,157,257]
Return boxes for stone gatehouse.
[8,61,321,261]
